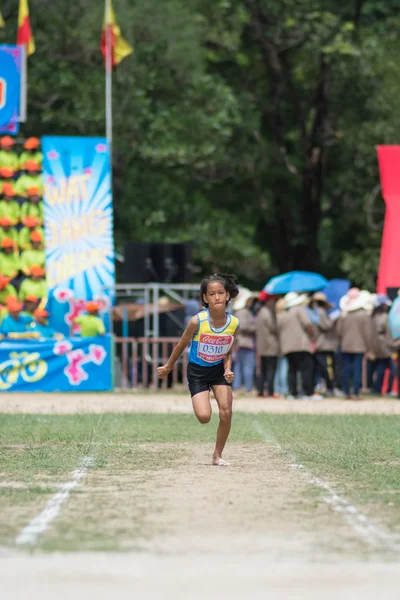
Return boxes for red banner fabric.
[376,146,400,294]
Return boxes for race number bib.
[198,334,234,364]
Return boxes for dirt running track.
[1,393,400,599]
[1,391,400,414]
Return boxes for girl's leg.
[211,384,233,465]
[192,391,212,424]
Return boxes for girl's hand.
[157,365,171,379]
[224,369,234,384]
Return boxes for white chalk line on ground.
[252,421,398,551]
[15,456,93,546]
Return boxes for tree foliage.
[1,0,399,288]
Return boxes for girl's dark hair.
[200,273,239,307]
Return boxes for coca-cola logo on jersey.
[200,335,232,345]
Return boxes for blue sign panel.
[0,335,113,392]
[42,136,115,334]
[0,45,22,134]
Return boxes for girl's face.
[203,281,229,310]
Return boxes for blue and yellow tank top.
[189,310,239,367]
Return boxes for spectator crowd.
[232,287,400,400]
[0,135,49,337]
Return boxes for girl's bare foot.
[212,455,231,466]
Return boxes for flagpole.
[19,45,27,122]
[105,0,112,147]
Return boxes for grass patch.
[1,412,399,495]
[255,414,400,509]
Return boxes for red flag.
[17,0,35,56]
[100,0,132,69]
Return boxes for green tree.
[1,0,399,288]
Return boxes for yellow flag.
[101,0,133,67]
[17,0,35,56]
[0,11,5,28]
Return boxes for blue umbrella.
[264,271,329,294]
[322,279,351,313]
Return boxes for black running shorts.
[187,361,231,397]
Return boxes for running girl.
[157,273,240,466]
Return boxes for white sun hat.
[284,292,308,309]
[339,288,373,313]
[233,287,254,311]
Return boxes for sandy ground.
[1,393,400,599]
[49,443,371,558]
[2,554,400,600]
[1,391,400,414]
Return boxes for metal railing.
[114,283,200,337]
[115,336,188,391]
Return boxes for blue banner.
[42,136,115,334]
[0,335,113,392]
[0,45,22,134]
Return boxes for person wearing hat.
[311,292,339,396]
[22,294,40,318]
[0,298,33,336]
[231,288,256,394]
[255,291,280,397]
[73,302,105,337]
[369,294,396,395]
[0,137,19,170]
[20,187,44,225]
[0,217,18,247]
[20,231,46,275]
[0,167,16,188]
[0,183,21,225]
[19,265,47,302]
[28,308,56,339]
[336,288,373,399]
[0,276,17,306]
[18,216,44,251]
[0,238,20,280]
[14,160,43,198]
[19,138,43,170]
[0,294,18,325]
[277,292,318,399]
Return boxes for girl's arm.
[157,316,198,379]
[223,330,239,383]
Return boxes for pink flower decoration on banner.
[65,299,86,326]
[64,349,89,385]
[47,176,55,183]
[84,167,93,175]
[54,288,73,303]
[95,143,107,153]
[53,341,107,386]
[53,340,72,356]
[89,345,107,365]
[47,150,60,160]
